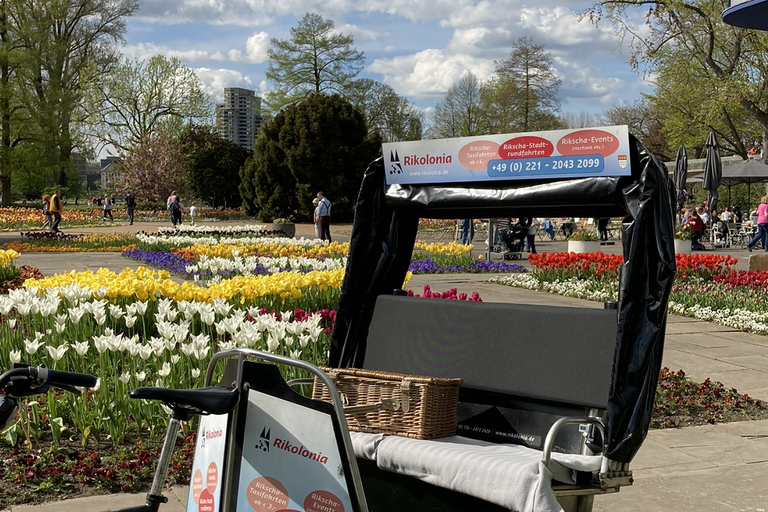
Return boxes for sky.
[120,0,653,123]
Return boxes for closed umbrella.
[703,132,722,213]
[673,145,688,210]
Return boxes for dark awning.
[722,0,768,29]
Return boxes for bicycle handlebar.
[38,367,98,389]
[0,365,97,397]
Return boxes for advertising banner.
[187,413,229,512]
[382,125,631,185]
[235,389,353,512]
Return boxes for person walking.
[312,197,321,238]
[167,190,178,226]
[124,192,136,225]
[461,219,475,245]
[597,218,609,241]
[49,189,63,232]
[526,218,539,254]
[41,194,52,229]
[170,196,183,227]
[103,195,114,222]
[316,191,332,242]
[189,202,197,226]
[747,195,768,252]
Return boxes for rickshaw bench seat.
[350,294,628,512]
[350,431,601,512]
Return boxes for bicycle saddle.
[130,386,239,415]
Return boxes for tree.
[600,99,673,161]
[240,93,381,221]
[477,75,522,134]
[0,0,26,206]
[583,0,768,160]
[429,72,484,138]
[117,133,188,207]
[86,55,211,153]
[346,78,423,142]
[188,136,250,209]
[265,12,364,112]
[12,0,138,188]
[494,37,562,131]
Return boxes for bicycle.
[1,351,365,512]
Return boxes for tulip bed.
[0,206,248,231]
[492,252,768,335]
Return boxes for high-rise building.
[215,88,263,150]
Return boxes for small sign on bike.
[187,413,229,512]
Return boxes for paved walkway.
[3,222,768,512]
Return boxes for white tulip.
[9,350,21,364]
[73,341,90,356]
[158,362,171,377]
[138,344,153,360]
[119,372,131,384]
[46,344,68,361]
[191,368,201,379]
[24,337,43,355]
[135,371,146,382]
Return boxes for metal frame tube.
[149,417,181,497]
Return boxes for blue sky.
[120,1,653,121]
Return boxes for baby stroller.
[492,220,527,260]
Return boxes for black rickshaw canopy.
[330,134,677,466]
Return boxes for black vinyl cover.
[330,134,677,465]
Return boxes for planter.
[567,240,601,253]
[272,223,295,238]
[674,239,691,254]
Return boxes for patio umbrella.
[720,159,768,208]
[702,132,722,213]
[673,145,688,210]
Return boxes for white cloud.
[121,42,217,62]
[194,68,255,104]
[135,0,274,26]
[369,49,495,100]
[229,32,270,63]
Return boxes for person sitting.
[561,218,576,239]
[696,206,709,227]
[685,209,706,250]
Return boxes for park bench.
[342,293,629,512]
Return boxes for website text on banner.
[383,125,631,185]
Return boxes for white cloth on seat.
[350,432,602,512]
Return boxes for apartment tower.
[215,88,263,150]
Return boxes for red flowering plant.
[406,284,482,302]
[528,251,624,283]
[653,367,766,428]
[674,253,737,280]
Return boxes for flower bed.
[495,252,768,335]
[5,232,139,253]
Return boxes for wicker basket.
[312,367,462,440]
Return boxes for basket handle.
[327,373,412,415]
[343,398,401,414]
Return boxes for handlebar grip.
[40,368,97,388]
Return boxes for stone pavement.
[2,222,768,512]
